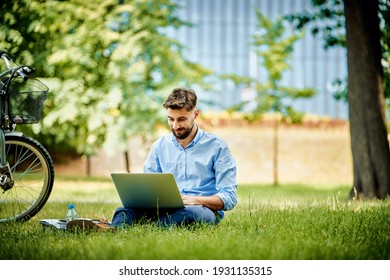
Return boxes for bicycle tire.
[0,135,54,222]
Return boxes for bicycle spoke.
[10,146,35,172]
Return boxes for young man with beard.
[110,87,237,227]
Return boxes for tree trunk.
[124,151,131,173]
[273,114,279,186]
[86,155,91,177]
[344,0,390,199]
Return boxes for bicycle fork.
[0,130,13,191]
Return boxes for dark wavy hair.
[163,87,197,111]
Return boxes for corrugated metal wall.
[169,0,348,119]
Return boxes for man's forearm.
[181,194,224,211]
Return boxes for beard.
[172,123,195,140]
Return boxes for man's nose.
[172,120,180,129]
[174,124,183,130]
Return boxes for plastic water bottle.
[65,203,79,222]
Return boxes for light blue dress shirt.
[143,127,238,216]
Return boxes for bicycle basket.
[8,77,49,124]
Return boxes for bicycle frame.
[0,130,22,189]
[0,52,16,131]
[0,130,23,164]
[0,52,27,189]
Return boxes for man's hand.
[181,194,201,206]
[181,194,224,211]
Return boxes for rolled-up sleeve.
[214,145,238,211]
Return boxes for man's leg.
[111,207,157,227]
[158,206,219,227]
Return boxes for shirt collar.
[171,125,204,149]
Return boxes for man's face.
[167,107,199,140]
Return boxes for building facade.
[169,0,348,119]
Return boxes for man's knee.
[112,207,136,227]
[176,206,218,224]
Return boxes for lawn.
[0,177,389,260]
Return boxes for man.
[111,87,237,227]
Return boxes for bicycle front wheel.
[0,135,54,222]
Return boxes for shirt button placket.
[183,149,188,188]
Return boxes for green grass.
[0,178,389,260]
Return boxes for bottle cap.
[68,203,75,209]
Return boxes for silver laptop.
[111,173,185,209]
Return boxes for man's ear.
[194,109,200,119]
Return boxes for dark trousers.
[111,205,220,227]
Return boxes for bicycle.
[0,50,54,223]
